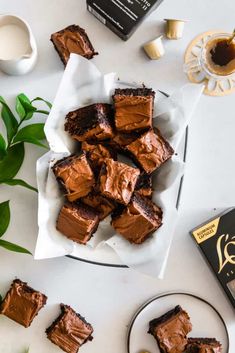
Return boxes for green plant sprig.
[0,93,51,255]
[0,200,32,254]
[0,93,51,191]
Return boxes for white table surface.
[0,0,234,352]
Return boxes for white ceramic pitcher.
[0,14,37,75]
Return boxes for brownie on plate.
[82,191,116,221]
[99,158,140,205]
[51,24,98,65]
[56,202,99,245]
[46,304,93,353]
[64,103,114,142]
[185,338,222,353]
[148,305,192,353]
[112,192,162,244]
[52,154,95,202]
[126,129,174,174]
[0,279,47,328]
[113,88,155,133]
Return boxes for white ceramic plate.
[127,292,229,353]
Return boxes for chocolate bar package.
[191,208,235,309]
[87,0,164,40]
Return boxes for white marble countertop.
[0,0,234,352]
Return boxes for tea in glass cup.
[184,33,235,79]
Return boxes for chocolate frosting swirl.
[114,95,153,132]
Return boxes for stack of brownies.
[52,88,174,246]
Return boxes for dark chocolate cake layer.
[186,338,222,353]
[51,24,98,65]
[114,88,155,97]
[65,103,114,142]
[135,172,153,198]
[46,304,93,353]
[0,279,47,328]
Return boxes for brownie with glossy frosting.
[46,304,93,353]
[65,103,114,142]
[56,202,99,244]
[99,158,140,205]
[186,338,222,353]
[52,154,95,202]
[82,191,116,220]
[112,192,162,244]
[82,141,116,172]
[126,129,174,174]
[51,25,98,65]
[113,88,155,133]
[148,305,192,353]
[0,279,47,328]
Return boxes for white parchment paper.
[36,54,203,278]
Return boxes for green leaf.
[2,179,38,192]
[17,93,31,105]
[16,94,37,121]
[35,109,50,115]
[0,142,24,181]
[0,96,18,143]
[0,201,10,237]
[0,239,32,254]
[0,294,2,302]
[31,97,52,109]
[0,133,7,159]
[15,96,26,120]
[14,123,45,141]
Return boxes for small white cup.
[0,14,37,75]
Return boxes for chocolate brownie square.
[126,129,174,174]
[52,154,95,202]
[0,279,47,328]
[112,193,162,244]
[113,88,155,132]
[46,304,93,353]
[64,103,114,142]
[82,141,116,172]
[186,338,222,353]
[148,305,192,353]
[99,158,140,205]
[56,202,99,244]
[135,172,153,198]
[51,24,98,65]
[82,191,116,220]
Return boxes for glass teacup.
[184,33,235,80]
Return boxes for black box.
[87,0,164,41]
[191,208,235,309]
